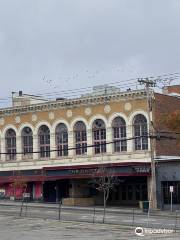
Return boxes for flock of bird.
[42,65,137,90]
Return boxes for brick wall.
[163,85,180,94]
[154,93,180,156]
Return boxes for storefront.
[108,176,147,206]
[156,159,180,210]
[0,162,150,206]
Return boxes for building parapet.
[0,90,148,116]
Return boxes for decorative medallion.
[85,107,92,116]
[49,112,55,120]
[124,102,132,111]
[104,105,111,113]
[15,116,21,124]
[0,118,5,126]
[66,110,73,118]
[32,114,37,122]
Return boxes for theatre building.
[0,85,179,207]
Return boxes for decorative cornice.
[0,90,148,117]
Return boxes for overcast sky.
[0,0,180,106]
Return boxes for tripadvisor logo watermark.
[135,227,174,237]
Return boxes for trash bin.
[142,201,149,212]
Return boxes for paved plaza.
[0,201,180,239]
[0,215,180,240]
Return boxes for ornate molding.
[0,118,5,126]
[0,90,148,117]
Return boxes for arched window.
[92,119,106,154]
[112,117,127,152]
[133,114,148,150]
[5,129,16,160]
[22,127,33,159]
[38,125,50,158]
[55,123,68,157]
[74,121,87,155]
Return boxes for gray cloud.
[0,0,180,105]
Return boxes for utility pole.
[138,78,157,210]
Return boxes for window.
[112,117,127,152]
[38,125,50,158]
[92,119,106,154]
[74,121,87,155]
[133,114,148,150]
[5,129,16,160]
[22,127,33,159]
[55,123,68,157]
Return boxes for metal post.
[20,199,24,217]
[93,206,96,224]
[132,208,135,226]
[25,198,28,217]
[174,211,177,233]
[56,183,59,203]
[58,200,62,221]
[171,191,173,212]
[102,191,106,224]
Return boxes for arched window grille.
[5,129,16,160]
[38,125,50,158]
[22,127,33,159]
[133,114,148,150]
[74,121,87,155]
[92,119,106,154]
[55,123,68,157]
[112,117,127,152]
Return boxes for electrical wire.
[0,133,178,156]
[0,72,179,104]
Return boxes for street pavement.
[0,201,179,230]
[0,200,180,239]
[0,215,179,240]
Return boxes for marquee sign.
[45,164,151,178]
[0,164,151,183]
[133,166,151,174]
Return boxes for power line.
[0,135,150,155]
[38,72,179,98]
[0,72,179,104]
[0,133,178,156]
[157,130,180,135]
[0,82,139,103]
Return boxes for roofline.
[154,92,180,99]
[0,89,148,116]
[155,155,180,162]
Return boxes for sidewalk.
[0,199,176,217]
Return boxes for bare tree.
[90,165,119,223]
[10,178,27,200]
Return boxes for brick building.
[155,85,180,209]
[0,85,179,207]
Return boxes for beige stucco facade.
[0,90,151,171]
